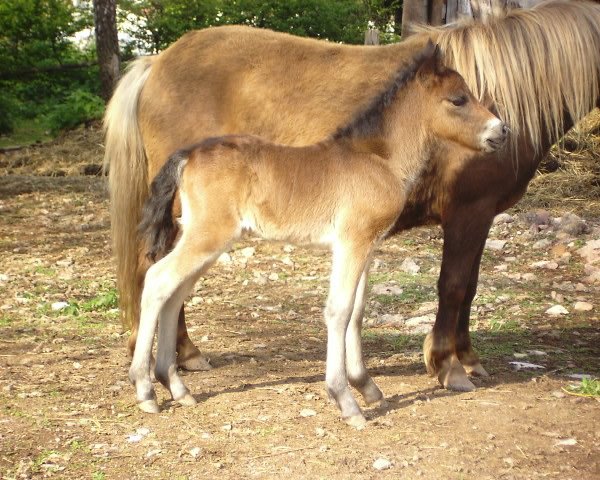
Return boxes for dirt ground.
[0,125,599,479]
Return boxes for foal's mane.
[333,43,436,140]
[420,0,600,153]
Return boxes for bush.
[0,90,18,134]
[47,89,105,134]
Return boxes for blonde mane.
[420,0,600,153]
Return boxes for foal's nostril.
[501,123,509,136]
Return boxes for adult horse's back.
[104,0,600,388]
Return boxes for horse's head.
[416,44,508,153]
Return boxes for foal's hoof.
[367,398,389,410]
[178,354,212,371]
[344,414,367,429]
[464,362,490,378]
[138,399,160,414]
[176,393,197,407]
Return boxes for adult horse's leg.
[345,266,386,406]
[455,240,490,377]
[176,308,212,371]
[424,202,494,391]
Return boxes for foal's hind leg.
[345,265,385,406]
[325,241,372,427]
[154,277,199,407]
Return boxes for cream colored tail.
[103,56,153,329]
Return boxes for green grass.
[0,117,53,148]
[92,472,106,480]
[565,378,600,397]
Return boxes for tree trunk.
[401,0,428,38]
[93,0,120,102]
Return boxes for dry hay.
[521,109,600,217]
[0,123,105,177]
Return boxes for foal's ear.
[416,41,442,80]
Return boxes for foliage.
[565,378,600,397]
[46,89,104,134]
[1,0,401,141]
[119,0,401,53]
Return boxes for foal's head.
[414,44,508,153]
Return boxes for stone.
[300,408,317,418]
[373,458,393,471]
[400,257,420,274]
[493,213,514,224]
[531,260,559,270]
[239,246,256,258]
[377,313,404,325]
[372,283,403,296]
[189,447,202,459]
[485,239,507,251]
[524,209,551,226]
[533,238,552,249]
[545,305,568,316]
[576,239,600,264]
[217,252,232,264]
[555,213,588,236]
[405,314,435,327]
[509,361,545,371]
[51,301,69,311]
[573,301,593,312]
[554,438,577,447]
[583,264,600,284]
[268,272,279,281]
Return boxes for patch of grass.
[391,334,425,352]
[32,449,59,473]
[565,378,600,397]
[0,117,53,148]
[80,289,118,312]
[489,318,522,332]
[92,472,106,480]
[0,315,14,326]
[33,266,56,276]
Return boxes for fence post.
[364,29,380,45]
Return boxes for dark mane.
[333,43,435,140]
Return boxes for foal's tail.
[139,151,189,262]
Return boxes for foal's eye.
[449,96,468,107]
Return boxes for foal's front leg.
[325,242,371,427]
[345,266,385,406]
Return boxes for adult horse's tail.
[103,56,154,330]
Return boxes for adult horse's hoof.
[439,356,476,392]
[464,362,489,377]
[178,354,212,371]
[176,393,197,407]
[138,399,160,414]
[344,414,367,429]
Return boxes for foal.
[130,43,507,426]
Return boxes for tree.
[93,0,120,101]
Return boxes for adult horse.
[104,0,600,391]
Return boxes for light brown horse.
[105,0,600,392]
[128,45,507,424]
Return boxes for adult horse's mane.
[420,0,600,152]
[333,43,435,140]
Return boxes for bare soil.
[0,125,599,480]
